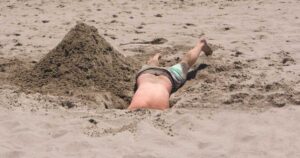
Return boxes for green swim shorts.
[135,63,189,93]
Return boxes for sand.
[0,0,300,157]
[13,22,138,109]
[1,107,300,158]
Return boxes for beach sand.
[0,0,299,157]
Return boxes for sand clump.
[15,23,138,109]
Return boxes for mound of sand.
[15,23,138,109]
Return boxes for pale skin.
[128,38,212,110]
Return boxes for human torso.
[129,73,172,110]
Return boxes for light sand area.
[0,106,300,158]
[0,0,300,157]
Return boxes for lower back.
[129,82,170,110]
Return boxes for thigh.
[168,62,189,79]
[167,62,189,92]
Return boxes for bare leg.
[147,53,161,66]
[181,38,212,70]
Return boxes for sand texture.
[14,22,138,109]
[0,0,300,157]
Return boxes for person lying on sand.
[128,38,213,110]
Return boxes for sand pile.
[15,23,137,108]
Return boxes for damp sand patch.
[13,23,139,109]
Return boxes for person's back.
[129,73,172,110]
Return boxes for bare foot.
[147,53,161,66]
[153,53,161,60]
[199,38,213,56]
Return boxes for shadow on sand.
[186,64,208,80]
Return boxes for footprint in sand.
[198,142,211,149]
[231,51,243,57]
[2,151,24,158]
[282,57,295,66]
[267,93,292,107]
[291,94,300,105]
[223,93,250,105]
[51,130,68,138]
[154,14,163,17]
